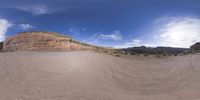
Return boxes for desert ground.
[0,51,200,100]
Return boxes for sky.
[0,0,200,48]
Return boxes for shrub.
[168,54,172,56]
[174,54,178,56]
[144,53,149,56]
[123,52,128,55]
[104,50,108,53]
[115,54,120,57]
[156,54,161,57]
[162,53,167,56]
[130,53,136,55]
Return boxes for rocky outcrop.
[190,42,200,52]
[3,31,95,51]
[0,42,3,51]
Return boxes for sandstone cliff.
[3,31,95,51]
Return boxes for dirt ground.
[0,51,200,100]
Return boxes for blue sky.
[0,0,200,48]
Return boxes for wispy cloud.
[0,19,12,42]
[98,31,122,41]
[18,24,34,30]
[68,28,80,36]
[153,16,169,24]
[68,27,87,36]
[114,39,153,48]
[115,16,200,48]
[17,4,55,15]
[84,30,122,46]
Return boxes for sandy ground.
[0,51,200,100]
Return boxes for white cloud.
[98,31,122,41]
[18,24,34,30]
[19,5,53,15]
[154,17,200,48]
[114,39,154,48]
[68,27,87,36]
[115,16,200,48]
[153,16,169,24]
[68,28,80,36]
[0,19,12,42]
[84,31,122,47]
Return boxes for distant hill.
[190,42,200,52]
[3,31,97,51]
[121,46,189,55]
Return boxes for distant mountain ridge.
[2,31,96,51]
[121,46,189,55]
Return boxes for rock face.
[0,42,3,50]
[3,31,95,51]
[190,42,200,51]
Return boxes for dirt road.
[0,51,200,100]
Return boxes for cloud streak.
[98,31,122,41]
[16,4,56,15]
